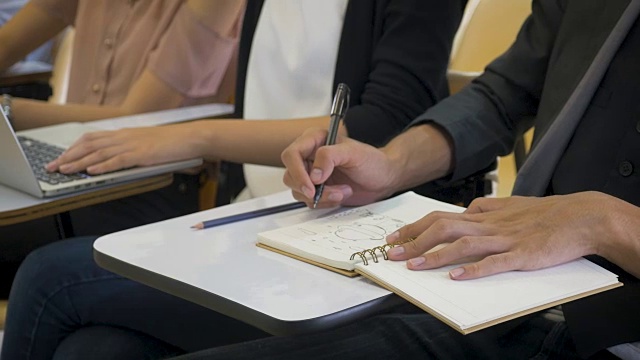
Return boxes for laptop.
[0,109,203,198]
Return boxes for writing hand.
[281,128,397,208]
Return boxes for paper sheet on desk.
[88,104,234,130]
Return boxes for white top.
[240,0,348,200]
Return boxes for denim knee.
[2,236,117,360]
[11,236,103,298]
[52,326,183,360]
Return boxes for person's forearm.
[12,70,185,130]
[187,117,334,166]
[12,98,132,130]
[0,3,66,70]
[598,197,640,278]
[382,124,454,193]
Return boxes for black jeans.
[172,308,582,360]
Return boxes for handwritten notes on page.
[257,192,464,270]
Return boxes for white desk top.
[94,191,399,335]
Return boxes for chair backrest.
[48,28,75,104]
[450,0,532,73]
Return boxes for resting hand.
[281,128,398,207]
[46,125,199,174]
[386,192,640,280]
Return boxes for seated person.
[0,0,244,300]
[272,0,640,359]
[0,0,244,237]
[1,1,471,359]
[0,0,243,130]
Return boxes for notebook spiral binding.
[349,236,416,266]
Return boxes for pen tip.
[191,223,204,230]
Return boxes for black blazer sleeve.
[412,0,566,183]
[340,0,466,147]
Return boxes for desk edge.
[93,247,403,336]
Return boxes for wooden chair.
[449,0,532,89]
[448,0,533,196]
[48,28,74,105]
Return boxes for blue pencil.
[191,201,307,230]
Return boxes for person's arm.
[46,116,338,175]
[12,70,185,130]
[0,1,69,71]
[384,191,640,280]
[414,0,565,183]
[11,0,245,130]
[280,124,453,207]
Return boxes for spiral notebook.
[256,192,622,334]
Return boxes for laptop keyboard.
[18,136,91,185]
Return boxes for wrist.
[600,195,640,257]
[381,140,412,194]
[381,124,454,192]
[187,120,220,161]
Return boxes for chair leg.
[0,299,7,330]
[513,136,527,171]
[198,162,220,211]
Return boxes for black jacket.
[415,0,640,356]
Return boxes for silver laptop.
[0,109,202,198]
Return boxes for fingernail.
[449,268,465,278]
[59,164,70,173]
[387,247,404,256]
[301,186,314,198]
[408,257,425,267]
[310,168,323,182]
[386,231,399,243]
[328,192,342,202]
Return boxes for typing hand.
[385,192,640,280]
[281,128,397,208]
[46,125,199,174]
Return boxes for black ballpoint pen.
[313,83,350,208]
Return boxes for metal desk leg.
[55,211,75,239]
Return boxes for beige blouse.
[31,0,241,106]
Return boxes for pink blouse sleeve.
[146,4,242,98]
[30,0,78,25]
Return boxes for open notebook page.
[355,257,620,333]
[257,192,464,271]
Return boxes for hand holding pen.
[312,83,350,208]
